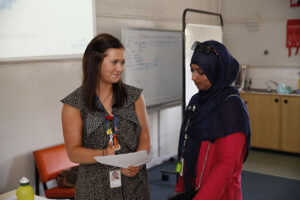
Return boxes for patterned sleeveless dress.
[61,84,150,200]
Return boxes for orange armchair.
[33,144,78,199]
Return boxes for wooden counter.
[240,92,300,154]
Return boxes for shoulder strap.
[224,94,239,101]
[195,142,211,191]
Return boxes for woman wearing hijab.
[170,40,251,200]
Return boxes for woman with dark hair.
[169,40,250,200]
[61,33,151,199]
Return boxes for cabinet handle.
[284,99,288,104]
[274,98,279,103]
[245,101,248,104]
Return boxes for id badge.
[176,158,184,176]
[109,170,121,188]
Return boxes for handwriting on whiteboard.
[125,35,179,71]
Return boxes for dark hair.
[82,33,127,111]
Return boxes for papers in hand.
[94,150,150,168]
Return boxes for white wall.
[0,0,220,193]
[221,0,300,90]
[95,0,220,37]
[0,60,82,193]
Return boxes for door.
[280,96,300,153]
[241,93,281,150]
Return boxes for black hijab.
[178,40,251,192]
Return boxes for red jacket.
[175,132,247,200]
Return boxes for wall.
[221,0,300,90]
[0,59,82,193]
[0,0,220,193]
[96,0,220,38]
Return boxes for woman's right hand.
[104,140,115,156]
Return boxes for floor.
[22,149,299,200]
[148,155,300,200]
[148,149,300,200]
[243,148,300,180]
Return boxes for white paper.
[3,194,48,200]
[4,195,16,200]
[94,150,150,168]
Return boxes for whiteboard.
[0,0,96,62]
[185,24,222,106]
[122,28,182,106]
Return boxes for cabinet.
[240,93,300,154]
[280,96,300,153]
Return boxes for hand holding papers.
[94,150,150,168]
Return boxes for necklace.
[98,91,113,116]
[96,95,121,151]
[101,92,113,104]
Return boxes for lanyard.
[180,104,196,159]
[96,95,119,148]
[180,118,190,159]
[176,117,190,175]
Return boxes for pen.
[113,134,117,148]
